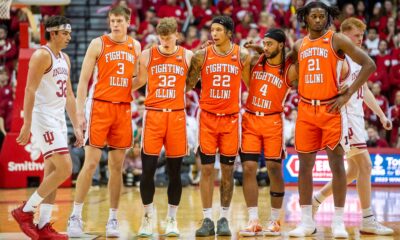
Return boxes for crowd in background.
[1,0,400,187]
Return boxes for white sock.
[144,203,154,216]
[71,202,84,218]
[203,208,212,219]
[334,207,344,220]
[220,206,229,219]
[23,191,44,212]
[300,205,312,221]
[38,204,53,229]
[248,207,258,221]
[270,207,281,221]
[167,204,178,218]
[108,208,117,221]
[314,192,326,206]
[362,207,374,221]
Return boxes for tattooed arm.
[186,49,205,92]
[240,47,251,88]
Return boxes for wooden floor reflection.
[0,185,399,239]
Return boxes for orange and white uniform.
[86,35,138,149]
[142,46,188,157]
[241,57,292,159]
[199,44,243,157]
[295,30,349,153]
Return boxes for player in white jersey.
[312,18,394,236]
[12,16,83,240]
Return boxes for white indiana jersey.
[33,45,69,121]
[343,55,363,117]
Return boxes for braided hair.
[296,0,340,29]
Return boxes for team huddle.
[11,0,395,239]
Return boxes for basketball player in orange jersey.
[130,17,193,237]
[67,6,141,238]
[312,17,394,236]
[288,1,376,238]
[238,29,297,237]
[186,15,251,237]
[12,16,83,240]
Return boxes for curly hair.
[296,1,340,29]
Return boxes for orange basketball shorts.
[86,99,132,149]
[198,110,239,157]
[295,101,349,153]
[142,109,187,158]
[241,112,285,159]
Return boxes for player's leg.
[238,112,263,237]
[196,111,218,237]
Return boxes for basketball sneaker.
[11,202,39,240]
[106,219,120,237]
[37,223,68,240]
[288,216,317,237]
[264,220,281,236]
[67,215,84,237]
[360,218,394,235]
[238,219,263,237]
[138,213,153,237]
[195,218,215,237]
[164,216,180,237]
[216,217,231,236]
[331,217,348,238]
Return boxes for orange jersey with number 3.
[246,57,292,113]
[144,46,188,109]
[200,44,243,114]
[90,35,138,103]
[298,30,344,100]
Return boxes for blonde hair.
[109,5,131,21]
[340,17,366,32]
[156,18,178,35]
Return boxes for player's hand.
[77,111,87,132]
[73,126,84,147]
[200,40,213,49]
[16,123,31,145]
[244,40,264,54]
[380,116,393,130]
[328,85,351,113]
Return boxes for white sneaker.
[138,214,153,237]
[165,216,180,237]
[360,218,394,235]
[331,218,348,239]
[67,215,84,238]
[288,218,316,237]
[106,219,120,237]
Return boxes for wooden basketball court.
[0,186,399,239]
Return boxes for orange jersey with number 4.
[200,45,243,114]
[246,57,292,113]
[90,35,138,103]
[144,46,188,109]
[298,30,344,100]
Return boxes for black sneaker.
[195,218,215,237]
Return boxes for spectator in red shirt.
[137,7,157,37]
[368,2,384,32]
[217,0,235,17]
[0,68,12,150]
[355,0,366,23]
[366,126,389,147]
[157,0,186,25]
[379,17,396,48]
[365,83,390,132]
[235,11,253,41]
[232,0,259,24]
[182,25,201,51]
[192,0,217,29]
[0,25,17,77]
[257,12,276,38]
